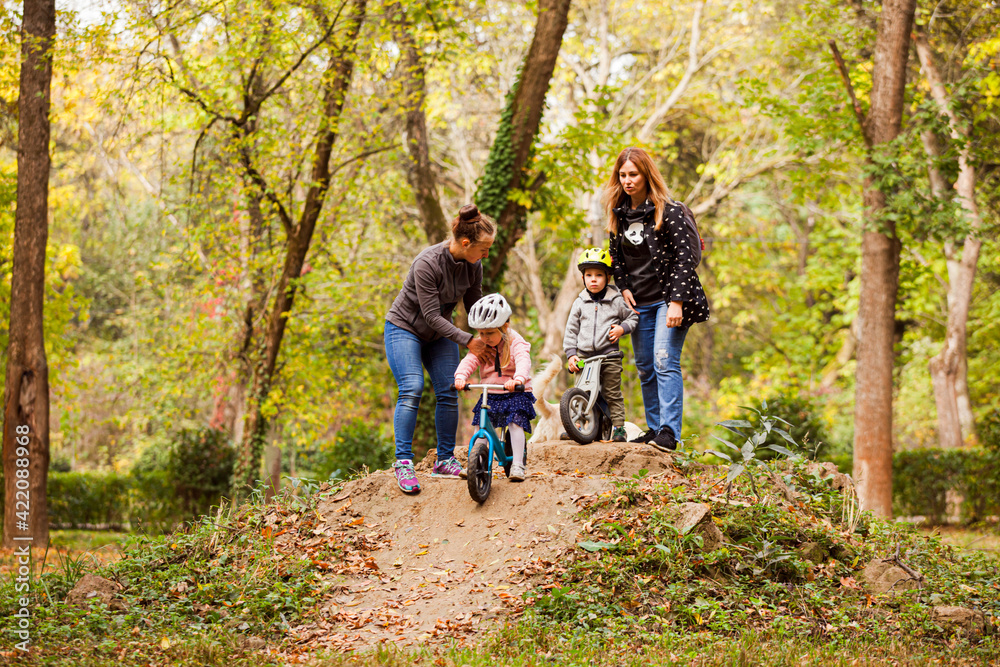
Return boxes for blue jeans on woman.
[384,321,460,461]
[632,301,689,441]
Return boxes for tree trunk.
[231,0,367,495]
[478,0,572,289]
[851,0,915,518]
[2,0,55,549]
[915,33,982,448]
[392,2,449,244]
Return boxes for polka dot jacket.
[609,198,710,328]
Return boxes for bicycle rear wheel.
[467,438,492,503]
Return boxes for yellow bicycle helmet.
[577,247,612,273]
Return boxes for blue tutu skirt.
[471,391,537,434]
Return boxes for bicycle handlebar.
[450,383,524,392]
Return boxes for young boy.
[563,248,639,442]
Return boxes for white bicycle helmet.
[467,294,512,329]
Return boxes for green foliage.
[747,392,836,460]
[36,427,235,534]
[978,407,1000,453]
[893,448,1000,525]
[44,469,196,534]
[47,471,134,529]
[298,417,393,479]
[0,492,325,664]
[476,74,522,291]
[526,456,999,649]
[706,401,800,498]
[134,427,235,519]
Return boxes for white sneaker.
[509,463,526,482]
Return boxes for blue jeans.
[632,301,689,440]
[384,321,460,461]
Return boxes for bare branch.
[635,0,706,143]
[828,40,872,148]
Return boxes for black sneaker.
[630,428,656,444]
[650,426,677,452]
[611,426,627,442]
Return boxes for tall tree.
[915,32,983,449]
[476,0,572,289]
[149,0,371,495]
[230,0,369,495]
[834,0,916,517]
[2,0,55,548]
[391,1,449,244]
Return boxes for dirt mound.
[282,440,674,652]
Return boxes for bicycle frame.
[573,351,623,414]
[465,384,514,472]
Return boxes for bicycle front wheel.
[560,388,600,444]
[467,437,493,503]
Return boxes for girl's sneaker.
[393,460,421,494]
[431,457,463,479]
[509,462,526,482]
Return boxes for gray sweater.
[563,285,638,358]
[386,242,483,345]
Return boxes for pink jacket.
[454,329,533,393]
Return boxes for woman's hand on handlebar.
[566,355,580,373]
[504,377,523,392]
[454,377,467,391]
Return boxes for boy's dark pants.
[599,355,625,427]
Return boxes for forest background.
[0,0,998,512]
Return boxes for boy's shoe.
[393,459,421,494]
[650,427,677,452]
[431,456,463,479]
[611,426,627,442]
[630,428,656,443]
[508,463,526,482]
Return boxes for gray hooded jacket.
[563,284,639,358]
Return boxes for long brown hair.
[602,147,673,234]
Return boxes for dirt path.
[281,440,674,652]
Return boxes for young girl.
[453,294,536,481]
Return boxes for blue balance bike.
[454,382,526,503]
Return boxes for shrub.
[978,407,1000,452]
[893,448,1000,524]
[169,427,235,515]
[133,426,234,520]
[47,471,132,529]
[300,418,393,480]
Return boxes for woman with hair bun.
[384,204,496,494]
[603,147,710,453]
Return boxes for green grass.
[47,530,127,553]
[922,525,1000,559]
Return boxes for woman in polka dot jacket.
[603,146,710,453]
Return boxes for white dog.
[528,354,645,444]
[528,355,564,444]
